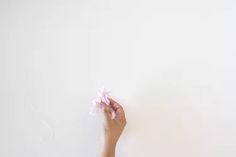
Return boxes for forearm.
[101,138,117,157]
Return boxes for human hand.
[102,97,127,145]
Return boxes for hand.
[102,97,127,145]
[101,97,126,157]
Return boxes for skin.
[101,97,127,157]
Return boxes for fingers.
[108,97,125,117]
[108,97,121,110]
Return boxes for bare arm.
[101,98,127,157]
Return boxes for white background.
[0,0,236,157]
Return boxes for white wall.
[1,0,236,157]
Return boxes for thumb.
[102,104,112,122]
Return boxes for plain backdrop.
[0,0,236,157]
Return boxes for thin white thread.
[29,103,55,142]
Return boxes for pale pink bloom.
[90,88,116,119]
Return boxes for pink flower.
[90,88,116,119]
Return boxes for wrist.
[103,135,117,146]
